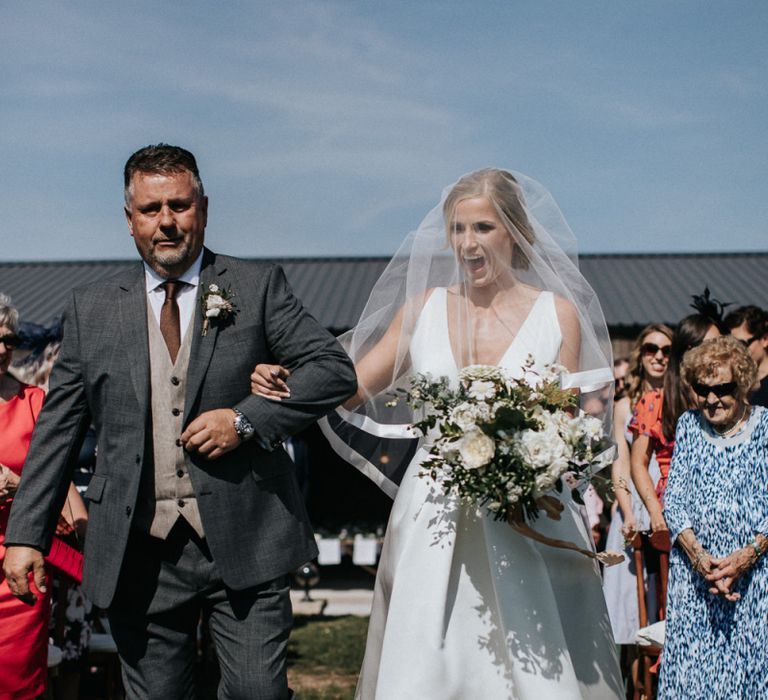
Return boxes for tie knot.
[161,280,184,301]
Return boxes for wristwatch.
[233,409,255,442]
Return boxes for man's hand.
[181,409,241,460]
[0,464,20,504]
[2,546,47,605]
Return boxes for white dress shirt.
[143,251,204,341]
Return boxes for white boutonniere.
[201,283,237,335]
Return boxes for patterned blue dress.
[659,406,768,699]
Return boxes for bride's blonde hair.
[442,168,536,270]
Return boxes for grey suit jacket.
[5,249,357,608]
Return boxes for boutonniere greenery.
[201,283,237,335]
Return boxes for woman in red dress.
[0,294,85,699]
[630,314,721,533]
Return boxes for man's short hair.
[124,144,204,208]
[724,305,768,338]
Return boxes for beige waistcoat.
[133,307,204,539]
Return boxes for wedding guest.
[603,324,672,652]
[629,314,719,533]
[0,294,85,699]
[613,356,630,400]
[725,305,768,407]
[659,336,768,698]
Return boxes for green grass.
[287,615,369,699]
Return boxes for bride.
[252,169,623,699]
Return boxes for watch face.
[235,413,254,437]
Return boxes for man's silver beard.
[149,239,191,272]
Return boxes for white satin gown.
[356,288,623,699]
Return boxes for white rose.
[535,472,558,494]
[458,429,495,470]
[450,401,490,430]
[205,307,222,318]
[517,427,569,469]
[208,284,220,293]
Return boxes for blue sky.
[1,1,766,261]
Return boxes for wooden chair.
[631,530,671,700]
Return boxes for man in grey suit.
[3,144,357,699]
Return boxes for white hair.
[0,292,19,332]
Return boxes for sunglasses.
[690,380,737,399]
[640,342,671,358]
[0,334,20,349]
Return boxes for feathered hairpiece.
[690,287,732,334]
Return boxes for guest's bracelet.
[692,550,706,571]
[748,540,763,562]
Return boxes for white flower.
[201,284,236,335]
[459,364,505,383]
[467,380,496,401]
[581,415,604,441]
[535,472,558,494]
[450,401,490,430]
[517,427,569,470]
[204,294,231,318]
[458,429,495,469]
[558,415,586,445]
[506,481,523,503]
[539,363,565,384]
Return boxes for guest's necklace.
[713,405,750,437]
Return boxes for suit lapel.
[184,249,227,423]
[117,264,151,415]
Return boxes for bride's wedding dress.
[356,288,623,699]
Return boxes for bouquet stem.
[508,518,624,567]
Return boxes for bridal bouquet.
[394,358,613,523]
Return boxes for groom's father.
[3,144,357,699]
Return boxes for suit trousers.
[108,519,292,700]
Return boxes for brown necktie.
[160,280,184,363]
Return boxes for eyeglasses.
[640,342,671,358]
[690,380,737,399]
[0,334,20,350]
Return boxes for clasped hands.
[692,546,754,603]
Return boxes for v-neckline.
[443,288,548,372]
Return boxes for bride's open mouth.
[464,254,486,274]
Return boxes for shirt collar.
[143,250,204,293]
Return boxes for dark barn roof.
[1,252,766,332]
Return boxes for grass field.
[287,615,369,699]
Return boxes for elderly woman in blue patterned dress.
[659,335,768,698]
